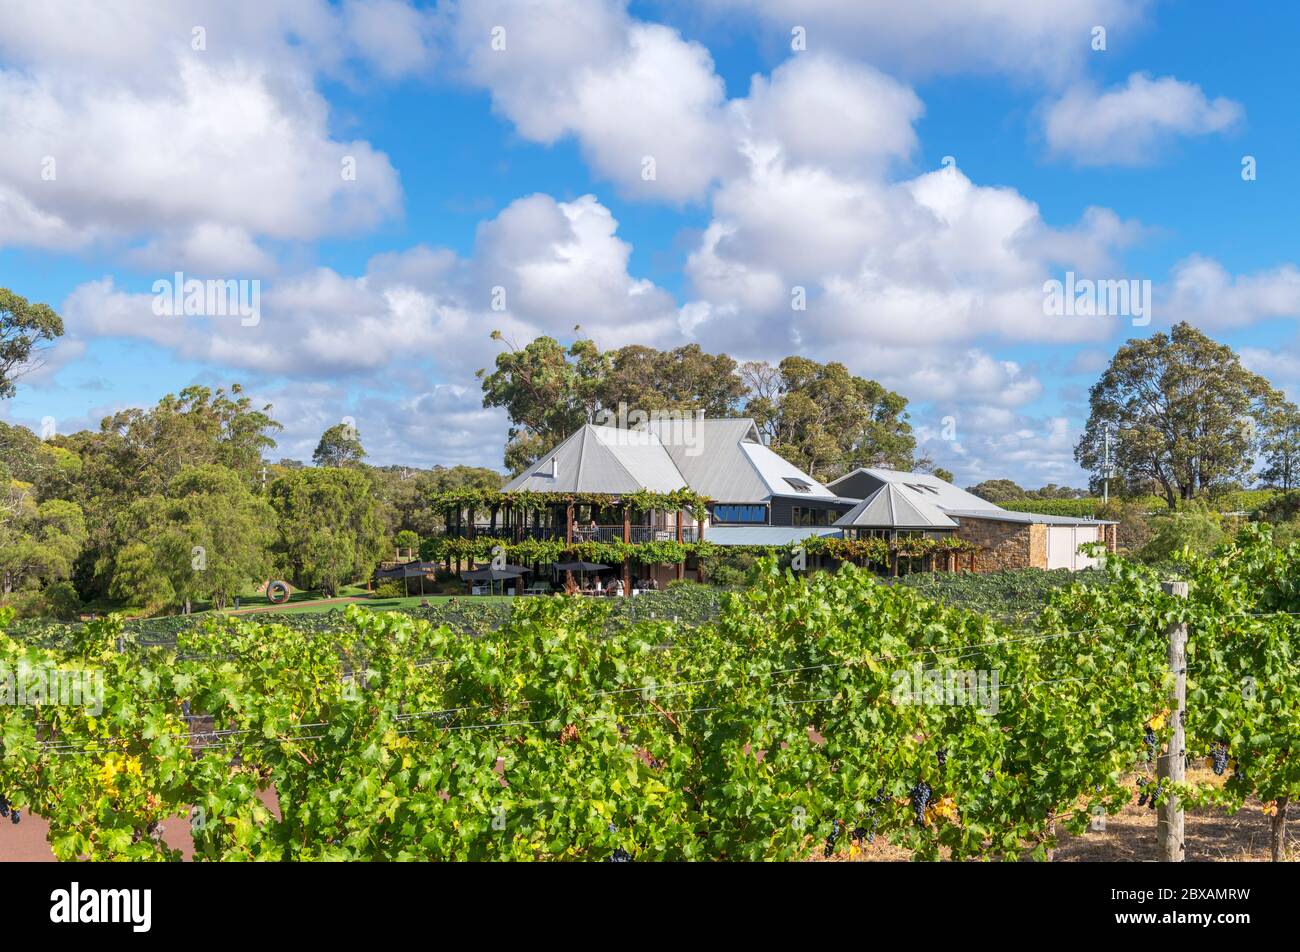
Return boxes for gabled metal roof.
[644,418,769,502]
[833,483,958,529]
[828,467,1003,512]
[506,418,845,502]
[503,425,686,494]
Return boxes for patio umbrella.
[552,560,610,594]
[460,563,528,595]
[375,560,440,595]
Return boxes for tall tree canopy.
[0,288,63,398]
[480,333,918,478]
[79,384,280,501]
[269,467,385,597]
[1259,401,1300,491]
[1075,322,1287,508]
[478,332,606,474]
[597,343,747,417]
[313,422,367,468]
[741,357,919,480]
[108,465,275,612]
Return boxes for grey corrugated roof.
[834,484,958,529]
[830,467,1002,512]
[592,426,686,491]
[946,509,1118,527]
[706,526,843,546]
[739,441,837,499]
[644,418,771,502]
[503,425,685,493]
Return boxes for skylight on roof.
[783,477,814,493]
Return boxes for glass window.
[711,504,767,524]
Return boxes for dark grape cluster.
[607,847,632,863]
[823,818,841,857]
[0,794,17,826]
[852,786,888,845]
[936,749,948,768]
[1139,780,1162,811]
[909,781,932,827]
[1211,743,1229,776]
[1143,727,1158,762]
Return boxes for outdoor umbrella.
[374,560,440,595]
[460,563,528,595]
[552,560,609,593]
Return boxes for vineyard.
[0,525,1296,861]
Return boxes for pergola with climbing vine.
[418,488,982,593]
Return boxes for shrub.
[372,579,406,599]
[1139,501,1225,562]
[41,581,83,620]
[1252,490,1300,525]
[1095,499,1152,554]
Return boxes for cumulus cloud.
[733,55,922,175]
[244,380,509,470]
[63,194,685,379]
[0,0,420,263]
[920,408,1084,488]
[1163,255,1300,329]
[692,0,1150,82]
[1043,73,1243,166]
[683,152,1142,360]
[451,0,735,201]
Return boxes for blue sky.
[1,0,1297,487]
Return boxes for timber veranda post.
[1157,580,1188,862]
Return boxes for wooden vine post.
[1157,580,1188,862]
[675,510,685,581]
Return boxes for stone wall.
[955,517,1041,572]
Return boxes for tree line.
[477,328,940,480]
[3,285,1298,620]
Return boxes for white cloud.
[1163,255,1300,329]
[684,152,1140,359]
[1043,73,1243,166]
[733,54,922,175]
[471,194,682,345]
[245,380,509,470]
[0,0,428,264]
[1240,347,1300,403]
[693,0,1150,83]
[452,1,734,201]
[891,351,1042,409]
[63,194,685,379]
[921,408,1085,488]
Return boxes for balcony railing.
[441,524,700,543]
